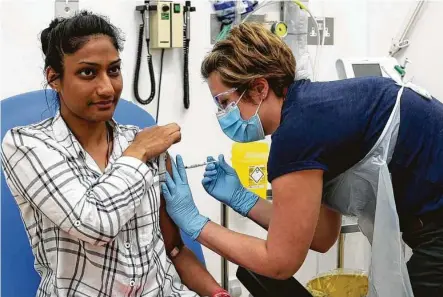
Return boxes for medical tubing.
[216,23,232,42]
[183,24,190,109]
[303,8,321,81]
[134,16,156,105]
[289,1,321,80]
[156,49,165,123]
[242,0,321,80]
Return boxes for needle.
[184,161,217,169]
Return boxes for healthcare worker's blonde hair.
[201,22,296,98]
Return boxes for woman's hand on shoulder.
[124,123,181,162]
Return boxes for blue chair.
[1,90,205,297]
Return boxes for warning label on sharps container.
[248,166,266,188]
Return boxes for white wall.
[367,0,443,101]
[1,0,442,296]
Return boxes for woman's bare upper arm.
[159,153,183,253]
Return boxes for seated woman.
[1,11,229,297]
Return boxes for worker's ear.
[45,67,60,91]
[247,78,270,104]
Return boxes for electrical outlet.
[210,14,265,44]
[55,0,79,18]
[307,17,334,45]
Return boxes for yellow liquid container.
[306,269,369,297]
[231,142,270,199]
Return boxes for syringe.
[184,161,217,169]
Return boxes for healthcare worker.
[161,22,443,297]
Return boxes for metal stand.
[337,223,360,268]
[221,204,229,290]
[389,0,427,56]
[280,1,285,21]
[337,233,345,269]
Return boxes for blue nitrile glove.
[202,154,259,217]
[161,155,209,240]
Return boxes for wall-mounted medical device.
[149,1,184,48]
[263,21,288,38]
[134,1,195,112]
[336,57,403,83]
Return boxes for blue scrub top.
[267,76,443,218]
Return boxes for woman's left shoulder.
[113,122,160,170]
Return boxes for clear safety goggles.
[213,88,238,110]
[213,88,246,115]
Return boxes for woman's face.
[48,35,123,123]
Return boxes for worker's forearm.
[310,205,341,253]
[247,198,273,230]
[198,221,292,280]
[172,247,222,296]
[249,198,340,253]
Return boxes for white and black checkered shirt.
[1,112,198,297]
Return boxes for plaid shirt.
[1,112,198,297]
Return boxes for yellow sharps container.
[231,142,270,199]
